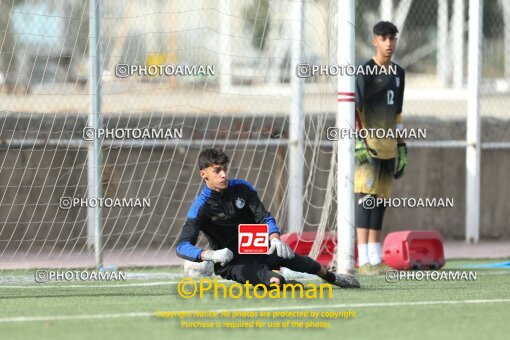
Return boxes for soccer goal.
[0,0,506,278]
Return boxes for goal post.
[288,0,305,233]
[88,0,104,268]
[336,0,356,275]
[465,0,483,243]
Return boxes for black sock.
[324,271,336,284]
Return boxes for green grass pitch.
[0,259,509,340]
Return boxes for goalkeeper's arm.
[175,218,204,262]
[394,113,408,179]
[176,218,233,266]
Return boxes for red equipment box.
[383,230,445,270]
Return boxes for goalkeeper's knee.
[266,271,286,287]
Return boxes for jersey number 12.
[387,90,394,105]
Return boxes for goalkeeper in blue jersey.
[176,148,360,289]
[355,21,408,275]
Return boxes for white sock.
[357,244,369,266]
[368,242,382,265]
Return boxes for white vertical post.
[502,0,510,78]
[336,0,356,274]
[219,0,232,92]
[437,0,449,86]
[452,0,465,88]
[88,0,104,267]
[380,0,393,21]
[288,0,304,232]
[466,0,482,243]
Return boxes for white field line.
[0,279,230,288]
[0,298,510,323]
[0,270,508,288]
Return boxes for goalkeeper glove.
[355,138,372,165]
[268,238,295,259]
[202,248,233,266]
[394,143,408,179]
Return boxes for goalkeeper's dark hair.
[373,21,399,37]
[198,148,229,170]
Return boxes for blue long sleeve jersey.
[176,179,280,262]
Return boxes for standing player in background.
[355,21,407,275]
[176,148,360,289]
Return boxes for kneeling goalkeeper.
[176,148,360,289]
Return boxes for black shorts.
[355,193,387,230]
[214,252,321,286]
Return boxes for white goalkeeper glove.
[202,248,233,266]
[268,238,295,259]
